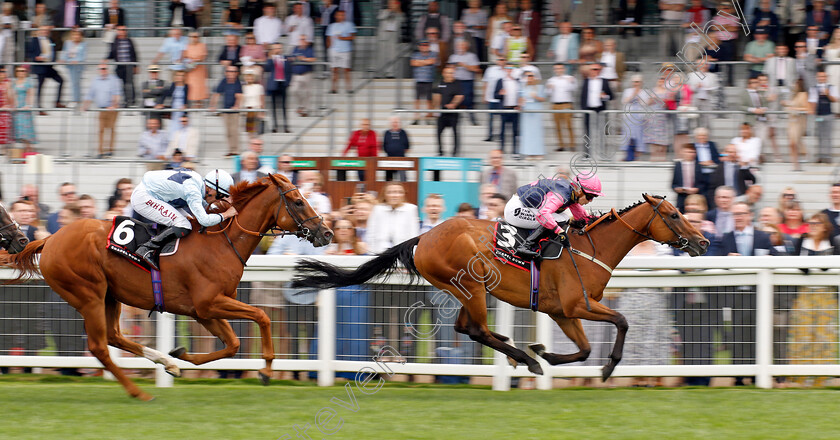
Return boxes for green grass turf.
[1,375,839,439]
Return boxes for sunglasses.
[279,161,292,164]
[61,191,76,197]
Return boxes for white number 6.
[113,219,135,246]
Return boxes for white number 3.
[113,219,135,246]
[498,224,517,248]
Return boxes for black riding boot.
[515,226,550,259]
[136,226,189,270]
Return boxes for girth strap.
[569,248,614,274]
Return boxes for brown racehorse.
[293,194,708,380]
[0,174,332,400]
[0,202,30,254]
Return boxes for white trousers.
[130,184,192,229]
[503,195,570,230]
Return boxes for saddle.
[492,221,565,271]
[107,216,180,272]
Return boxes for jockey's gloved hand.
[553,226,570,246]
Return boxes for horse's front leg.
[187,295,275,385]
[569,300,628,381]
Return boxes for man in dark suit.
[672,144,705,212]
[706,143,754,207]
[580,63,612,149]
[26,26,65,113]
[106,25,138,107]
[719,201,772,385]
[264,42,292,133]
[706,185,736,236]
[218,34,242,68]
[102,0,126,27]
[517,0,541,60]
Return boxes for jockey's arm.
[536,192,566,233]
[186,182,224,227]
[567,203,588,222]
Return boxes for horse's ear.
[268,173,290,187]
[642,193,653,204]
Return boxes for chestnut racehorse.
[0,174,332,400]
[294,194,708,380]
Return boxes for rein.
[609,198,690,251]
[204,183,325,266]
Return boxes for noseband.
[0,219,21,249]
[611,198,690,250]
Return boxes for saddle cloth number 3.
[113,219,136,246]
[497,224,518,249]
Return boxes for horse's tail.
[292,236,422,289]
[0,237,49,284]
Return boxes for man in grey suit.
[480,149,518,198]
[763,45,796,93]
[232,151,269,183]
[794,41,818,90]
[741,77,769,145]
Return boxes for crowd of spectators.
[1,1,840,165]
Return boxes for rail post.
[755,269,773,389]
[317,288,337,387]
[492,301,514,391]
[155,312,175,388]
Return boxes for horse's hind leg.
[529,316,592,365]
[77,298,153,401]
[104,296,181,377]
[454,306,518,367]
[447,289,543,375]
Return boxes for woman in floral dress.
[12,66,36,153]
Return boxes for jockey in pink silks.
[503,173,603,258]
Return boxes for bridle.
[609,197,691,250]
[0,219,21,249]
[208,180,325,242]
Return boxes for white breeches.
[130,184,192,229]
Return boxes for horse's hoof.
[506,356,518,368]
[528,362,544,376]
[602,363,616,382]
[258,371,271,386]
[164,364,181,378]
[169,346,186,359]
[136,392,155,402]
[528,343,546,357]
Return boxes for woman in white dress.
[518,72,546,159]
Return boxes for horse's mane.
[229,178,272,209]
[581,194,667,228]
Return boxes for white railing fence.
[2,255,840,390]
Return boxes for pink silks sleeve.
[536,191,565,232]
[567,203,588,221]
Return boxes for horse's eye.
[295,199,304,207]
[670,213,679,220]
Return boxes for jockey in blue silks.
[130,168,238,269]
[503,173,603,258]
